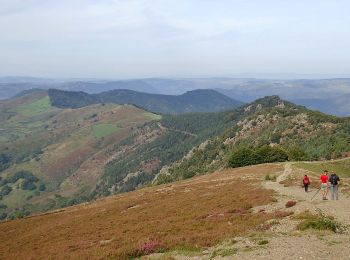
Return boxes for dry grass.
[0,164,285,259]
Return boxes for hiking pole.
[311,188,321,201]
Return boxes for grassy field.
[143,112,162,121]
[0,164,287,259]
[15,96,55,116]
[92,123,121,138]
[295,158,350,177]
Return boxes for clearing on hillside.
[15,96,54,116]
[92,123,121,138]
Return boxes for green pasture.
[92,123,121,138]
[15,96,55,116]
[143,112,162,121]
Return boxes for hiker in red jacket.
[302,174,311,192]
[320,170,329,200]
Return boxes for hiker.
[329,171,341,200]
[302,174,311,192]
[320,170,329,200]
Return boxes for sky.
[0,0,350,79]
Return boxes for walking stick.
[311,188,321,201]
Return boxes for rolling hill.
[2,77,350,116]
[0,91,163,218]
[48,88,244,114]
[0,90,241,218]
[1,91,350,222]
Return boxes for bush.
[285,200,297,208]
[138,241,167,255]
[298,217,343,233]
[0,153,12,172]
[38,183,46,191]
[295,211,345,233]
[257,146,288,163]
[0,185,12,196]
[287,147,309,161]
[265,174,277,181]
[7,170,38,183]
[0,203,7,209]
[21,179,37,190]
[0,212,7,221]
[228,147,261,168]
[258,240,269,245]
[0,178,8,187]
[228,146,289,168]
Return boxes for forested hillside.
[156,96,350,183]
[48,88,244,114]
[94,111,240,197]
[0,90,241,219]
[2,92,350,221]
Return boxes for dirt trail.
[162,163,350,260]
[265,163,350,225]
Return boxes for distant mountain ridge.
[48,88,244,114]
[2,77,350,116]
[291,94,350,117]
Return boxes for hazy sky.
[1,0,350,78]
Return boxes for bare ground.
[149,163,350,260]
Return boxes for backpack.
[330,174,339,185]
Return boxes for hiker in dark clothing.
[329,171,341,200]
[302,174,311,192]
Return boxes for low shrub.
[258,240,269,245]
[138,240,167,255]
[285,200,297,208]
[294,210,346,233]
[211,248,237,258]
[265,174,277,181]
[0,185,12,196]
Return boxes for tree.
[0,185,12,196]
[287,146,309,161]
[38,183,46,191]
[256,146,288,163]
[21,179,37,190]
[228,147,261,168]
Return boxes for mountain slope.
[0,90,241,218]
[2,160,350,259]
[157,96,350,183]
[0,163,285,259]
[48,88,244,114]
[2,93,350,220]
[0,91,163,218]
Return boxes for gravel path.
[231,163,350,260]
[266,163,350,225]
[147,163,350,260]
